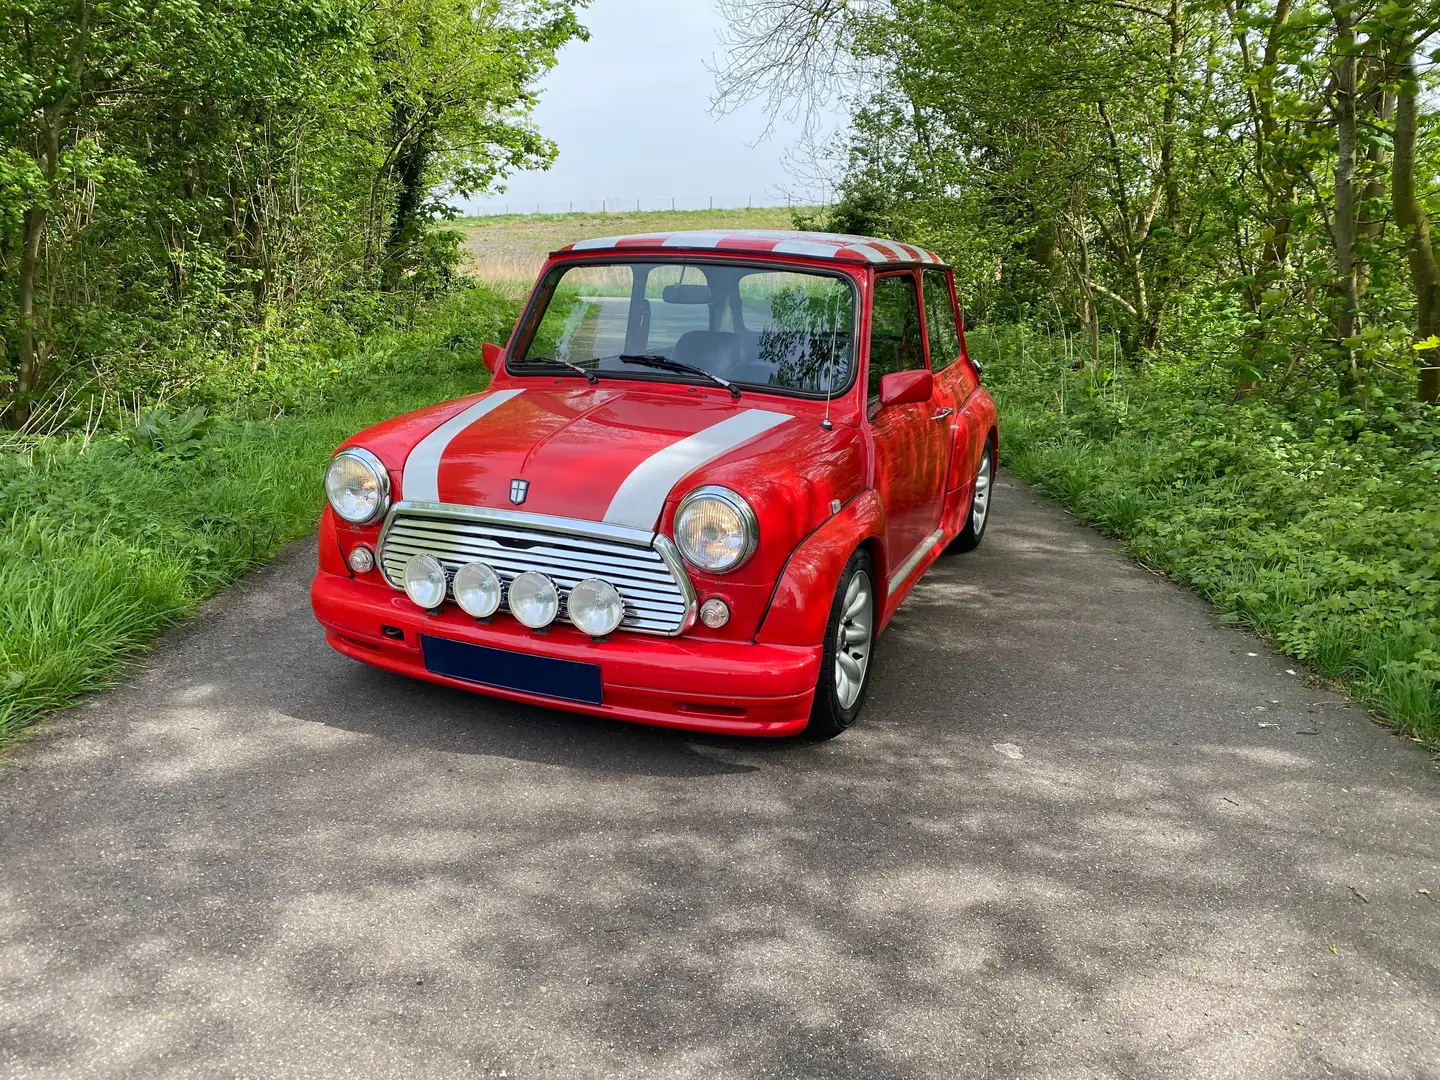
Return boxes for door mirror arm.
[482,342,504,375]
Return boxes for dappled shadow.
[2,473,1438,1079]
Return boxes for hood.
[357,384,815,532]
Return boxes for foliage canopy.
[0,0,586,427]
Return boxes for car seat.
[671,330,743,377]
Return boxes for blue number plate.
[421,636,603,705]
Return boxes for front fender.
[318,507,351,577]
[755,491,886,647]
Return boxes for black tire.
[806,549,877,738]
[948,438,995,554]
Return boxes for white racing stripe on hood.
[401,389,524,502]
[603,409,793,531]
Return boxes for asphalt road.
[2,474,1438,1080]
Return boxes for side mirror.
[878,369,934,407]
[482,342,504,375]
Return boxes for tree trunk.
[1354,73,1395,302]
[11,109,63,429]
[1393,50,1440,403]
[1330,7,1360,393]
[6,5,91,428]
[1233,0,1294,394]
[1077,227,1100,371]
[11,206,47,428]
[1144,0,1184,354]
[383,117,432,291]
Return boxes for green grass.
[974,324,1440,748]
[0,286,520,746]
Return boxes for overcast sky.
[458,0,844,214]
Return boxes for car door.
[920,267,977,491]
[867,271,950,580]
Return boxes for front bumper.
[311,571,822,736]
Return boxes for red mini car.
[311,230,997,737]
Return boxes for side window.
[868,274,924,401]
[922,269,962,370]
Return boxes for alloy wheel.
[971,450,993,534]
[833,570,874,709]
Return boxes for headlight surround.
[325,448,390,525]
[673,486,758,574]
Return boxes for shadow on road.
[2,476,1437,1079]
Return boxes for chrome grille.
[378,505,694,635]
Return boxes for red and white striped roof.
[556,229,944,266]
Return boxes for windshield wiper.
[618,354,741,399]
[510,356,598,384]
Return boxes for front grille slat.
[378,508,693,635]
[394,520,669,562]
[394,517,665,558]
[380,537,671,590]
[378,539,682,597]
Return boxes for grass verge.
[0,287,519,746]
[973,325,1440,748]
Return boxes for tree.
[718,0,1440,402]
[369,0,585,287]
[0,0,586,427]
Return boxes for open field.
[455,207,809,289]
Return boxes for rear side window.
[868,274,925,401]
[922,269,961,369]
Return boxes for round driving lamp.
[453,561,502,618]
[673,487,757,573]
[403,553,447,610]
[507,571,559,629]
[567,578,624,637]
[325,448,390,525]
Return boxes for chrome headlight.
[453,561,502,618]
[673,486,757,573]
[508,571,559,629]
[325,448,390,525]
[403,553,447,609]
[567,578,624,637]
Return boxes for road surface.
[2,474,1437,1079]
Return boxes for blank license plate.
[421,636,603,705]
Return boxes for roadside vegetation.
[0,286,514,743]
[1,0,585,435]
[974,327,1440,745]
[716,1,1440,747]
[0,1,585,744]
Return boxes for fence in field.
[459,193,823,217]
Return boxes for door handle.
[931,407,954,421]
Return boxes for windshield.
[512,260,856,395]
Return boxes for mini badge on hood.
[509,478,529,505]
